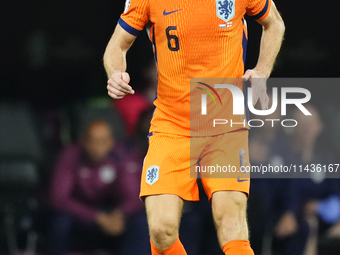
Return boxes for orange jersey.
[119,0,271,136]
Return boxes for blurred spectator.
[287,105,340,255]
[249,103,340,255]
[119,108,153,255]
[48,120,138,255]
[114,61,157,137]
[248,95,308,255]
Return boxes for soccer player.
[104,0,285,254]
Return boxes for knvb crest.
[146,165,159,185]
[124,0,131,13]
[216,0,235,23]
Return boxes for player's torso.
[148,0,248,135]
[148,0,248,77]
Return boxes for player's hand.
[242,69,269,110]
[107,71,135,99]
[275,212,298,238]
[96,209,125,236]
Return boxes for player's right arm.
[104,24,136,99]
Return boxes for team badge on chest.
[216,0,235,23]
[124,0,131,13]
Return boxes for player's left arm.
[243,1,285,109]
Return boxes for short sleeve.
[119,0,150,36]
[246,0,271,21]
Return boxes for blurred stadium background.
[0,1,340,255]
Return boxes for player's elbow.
[273,9,285,33]
[264,15,285,38]
[277,15,285,34]
[278,19,285,41]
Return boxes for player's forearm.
[104,24,136,78]
[103,40,127,78]
[255,18,285,78]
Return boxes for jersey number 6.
[166,26,180,51]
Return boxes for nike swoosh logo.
[237,177,249,182]
[163,9,181,16]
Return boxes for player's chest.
[149,0,247,30]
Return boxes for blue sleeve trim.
[118,18,141,36]
[152,26,158,63]
[147,132,153,139]
[250,0,269,20]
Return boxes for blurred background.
[0,0,340,255]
